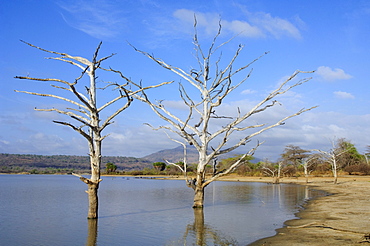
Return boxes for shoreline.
[156,175,370,245]
[3,173,370,244]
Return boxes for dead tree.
[132,20,317,208]
[15,41,170,219]
[262,161,282,184]
[313,138,354,184]
[301,155,317,183]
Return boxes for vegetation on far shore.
[2,138,370,179]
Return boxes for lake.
[0,175,324,245]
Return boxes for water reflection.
[170,208,238,246]
[86,219,98,246]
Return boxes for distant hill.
[143,145,261,164]
[0,153,152,173]
[143,145,199,163]
[0,147,261,174]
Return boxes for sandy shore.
[218,176,370,246]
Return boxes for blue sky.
[1,0,369,161]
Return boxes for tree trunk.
[86,181,99,219]
[333,158,338,184]
[193,184,205,208]
[304,165,309,183]
[83,147,101,219]
[273,176,280,184]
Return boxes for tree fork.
[73,173,102,219]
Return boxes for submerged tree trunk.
[77,173,101,219]
[86,181,99,219]
[78,141,101,219]
[273,176,280,184]
[192,168,207,208]
[193,185,205,208]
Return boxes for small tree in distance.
[153,162,167,172]
[313,138,355,184]
[106,162,117,174]
[132,19,317,208]
[15,41,171,219]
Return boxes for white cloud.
[334,91,355,99]
[172,8,301,39]
[172,9,222,36]
[241,89,257,95]
[223,20,264,38]
[0,140,10,145]
[59,0,127,39]
[316,66,353,81]
[103,125,179,157]
[255,111,370,160]
[248,11,302,39]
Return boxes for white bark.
[301,156,316,183]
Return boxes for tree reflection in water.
[174,208,238,246]
[86,219,98,246]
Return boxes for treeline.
[229,138,370,178]
[0,154,152,174]
[3,138,369,178]
[121,138,370,179]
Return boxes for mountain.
[143,145,261,164]
[143,145,199,163]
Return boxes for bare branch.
[14,89,89,111]
[129,43,202,91]
[20,40,92,66]
[204,141,263,186]
[52,120,91,141]
[35,107,90,125]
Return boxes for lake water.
[0,175,324,245]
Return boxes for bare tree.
[132,20,317,208]
[281,145,313,183]
[15,41,170,219]
[365,146,370,165]
[301,155,317,183]
[262,161,282,184]
[313,138,354,184]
